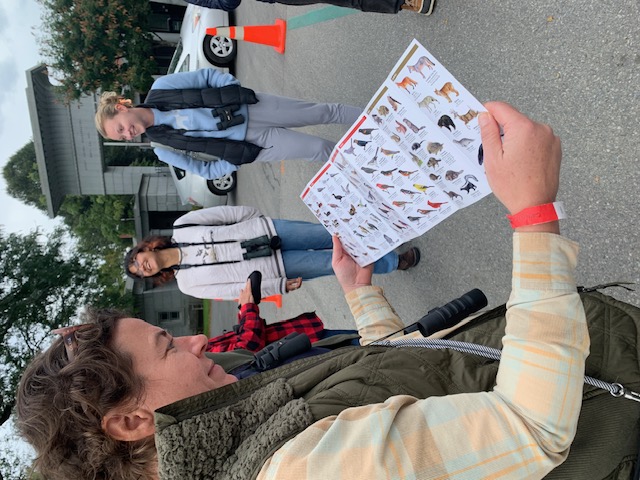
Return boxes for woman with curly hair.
[123,205,420,300]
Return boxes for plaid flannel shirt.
[206,304,325,353]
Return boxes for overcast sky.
[0,0,62,235]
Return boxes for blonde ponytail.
[94,91,132,137]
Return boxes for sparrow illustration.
[376,183,395,191]
[380,148,400,157]
[392,200,412,209]
[417,209,437,215]
[399,170,417,177]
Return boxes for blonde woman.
[95,68,362,180]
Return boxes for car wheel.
[203,34,237,66]
[207,172,237,195]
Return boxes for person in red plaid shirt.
[206,280,357,353]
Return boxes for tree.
[0,229,99,428]
[1,143,47,212]
[58,195,135,256]
[37,0,157,101]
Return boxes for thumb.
[332,235,344,264]
[478,111,502,164]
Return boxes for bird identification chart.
[301,39,491,266]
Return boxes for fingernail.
[478,112,490,128]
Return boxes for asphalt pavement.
[224,0,639,330]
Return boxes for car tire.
[207,171,237,196]
[203,34,237,66]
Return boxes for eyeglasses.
[130,258,144,278]
[51,324,91,362]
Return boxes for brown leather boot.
[397,247,421,270]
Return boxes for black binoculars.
[241,235,281,260]
[254,332,312,371]
[213,105,245,130]
[404,288,488,336]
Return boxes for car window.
[167,40,184,74]
[178,54,191,73]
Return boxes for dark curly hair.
[123,235,177,286]
[16,308,157,480]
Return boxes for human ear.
[102,407,156,441]
[115,103,129,113]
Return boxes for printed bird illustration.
[397,220,409,228]
[392,200,412,209]
[341,183,350,194]
[370,214,382,222]
[332,193,343,201]
[376,183,395,191]
[343,139,356,155]
[341,218,352,223]
[410,154,423,167]
[367,222,379,231]
[380,148,400,157]
[395,121,407,135]
[387,96,401,111]
[427,200,448,208]
[316,202,323,208]
[354,231,365,238]
[349,204,357,215]
[367,245,380,251]
[390,134,401,143]
[354,139,371,147]
[429,173,441,181]
[372,114,383,125]
[407,216,425,222]
[384,234,394,245]
[368,147,380,165]
[381,168,397,176]
[358,128,377,135]
[411,140,425,151]
[393,222,409,230]
[324,211,332,216]
[401,188,420,197]
[399,170,417,177]
[413,184,434,192]
[328,203,339,209]
[329,173,339,178]
[417,209,437,215]
[359,226,370,234]
[379,207,390,216]
[317,187,325,192]
[361,167,377,174]
[367,191,377,202]
[377,105,390,116]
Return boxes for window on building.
[158,311,180,323]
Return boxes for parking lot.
[212,0,639,330]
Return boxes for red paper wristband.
[506,202,566,229]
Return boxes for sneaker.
[397,247,421,270]
[402,0,436,15]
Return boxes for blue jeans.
[272,219,398,280]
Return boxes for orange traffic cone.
[262,294,283,308]
[207,19,286,54]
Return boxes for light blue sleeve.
[154,146,238,179]
[151,68,240,90]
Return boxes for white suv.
[166,4,238,205]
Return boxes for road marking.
[287,6,359,30]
